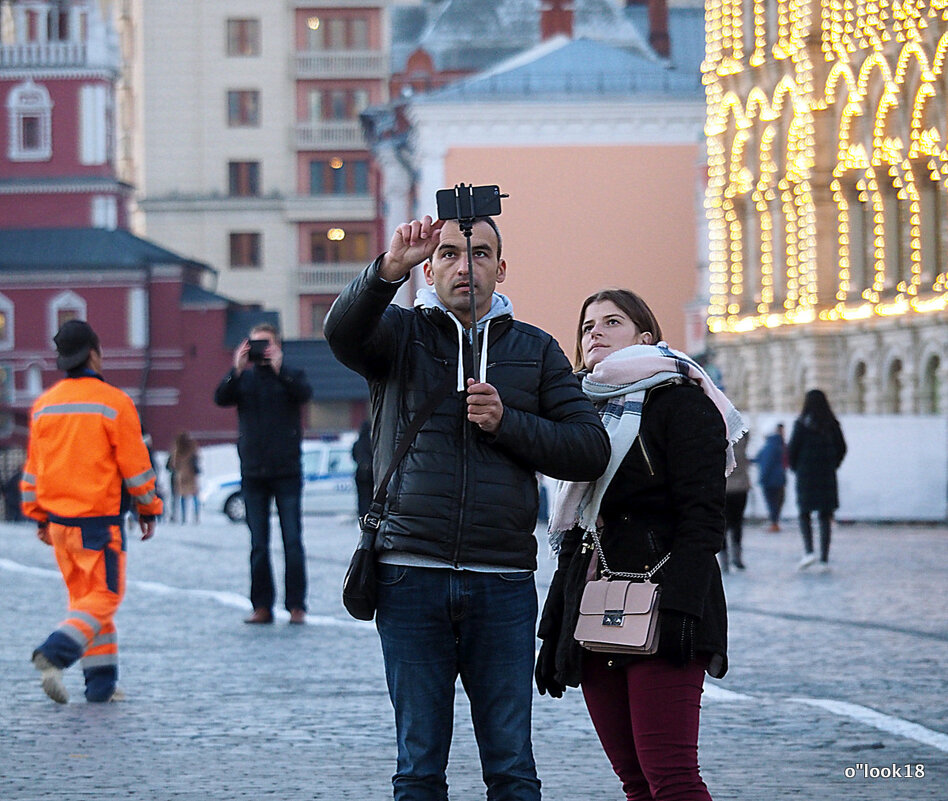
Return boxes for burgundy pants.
[581,653,712,801]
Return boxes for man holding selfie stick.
[325,188,609,800]
[214,323,313,625]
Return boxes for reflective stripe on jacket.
[21,375,163,521]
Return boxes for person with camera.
[214,323,313,625]
[325,210,609,801]
[537,290,744,801]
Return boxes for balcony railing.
[298,262,364,294]
[295,120,365,151]
[295,50,386,79]
[0,42,87,68]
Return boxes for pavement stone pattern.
[0,513,946,800]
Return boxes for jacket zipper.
[639,436,655,476]
[454,363,469,567]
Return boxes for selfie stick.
[451,185,480,382]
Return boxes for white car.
[201,438,357,522]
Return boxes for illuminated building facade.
[704,0,948,415]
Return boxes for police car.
[200,438,357,522]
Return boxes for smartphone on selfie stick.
[435,184,507,381]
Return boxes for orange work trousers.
[34,515,126,701]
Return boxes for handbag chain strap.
[589,528,670,581]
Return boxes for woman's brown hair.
[573,289,664,370]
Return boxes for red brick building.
[0,1,277,457]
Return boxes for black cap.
[53,320,100,371]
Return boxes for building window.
[7,79,53,161]
[0,293,13,351]
[351,18,368,49]
[91,195,118,229]
[227,91,260,127]
[27,364,43,399]
[227,19,260,56]
[230,233,261,268]
[920,355,942,414]
[228,161,260,197]
[309,229,370,263]
[127,288,148,348]
[79,84,109,165]
[309,158,369,195]
[48,291,86,344]
[309,302,332,339]
[329,90,347,120]
[327,18,347,49]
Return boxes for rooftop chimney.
[647,0,670,58]
[540,0,574,41]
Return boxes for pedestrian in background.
[538,289,743,801]
[325,213,609,801]
[214,323,313,625]
[788,389,847,573]
[21,320,161,703]
[351,419,373,520]
[3,462,24,522]
[756,423,787,531]
[168,431,201,524]
[721,434,750,571]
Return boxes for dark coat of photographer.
[214,324,312,625]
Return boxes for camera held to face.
[248,339,269,364]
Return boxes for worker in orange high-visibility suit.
[21,320,162,703]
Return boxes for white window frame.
[79,83,108,165]
[6,79,53,162]
[26,363,43,399]
[127,287,148,348]
[91,194,117,229]
[48,290,87,344]
[0,293,14,351]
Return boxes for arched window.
[884,359,903,413]
[852,361,867,413]
[6,79,52,161]
[919,354,942,414]
[48,291,86,343]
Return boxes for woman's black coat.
[538,382,730,687]
[787,415,847,513]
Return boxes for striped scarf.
[548,342,746,553]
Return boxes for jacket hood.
[414,287,514,389]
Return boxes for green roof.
[0,228,212,272]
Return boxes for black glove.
[657,610,698,668]
[534,638,565,698]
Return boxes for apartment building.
[127,1,393,338]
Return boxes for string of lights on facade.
[705,0,948,332]
[703,0,948,414]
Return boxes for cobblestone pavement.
[1,513,946,800]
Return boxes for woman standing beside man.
[536,289,745,801]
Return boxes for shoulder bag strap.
[361,372,456,531]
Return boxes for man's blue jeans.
[242,474,306,612]
[375,564,542,801]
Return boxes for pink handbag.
[573,531,669,655]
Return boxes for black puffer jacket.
[324,260,610,570]
[214,364,312,478]
[538,382,729,684]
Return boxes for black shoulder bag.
[342,375,455,621]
